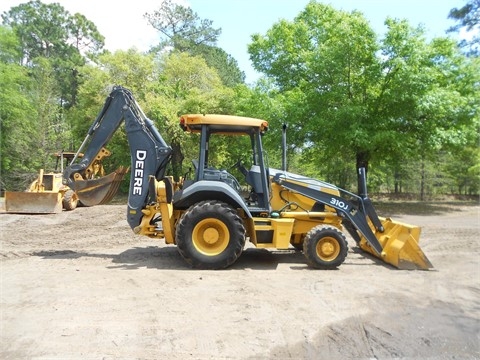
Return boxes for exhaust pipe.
[358,167,368,198]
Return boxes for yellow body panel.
[133,178,177,244]
[249,217,295,249]
[270,182,338,212]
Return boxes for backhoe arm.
[64,86,172,228]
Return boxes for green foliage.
[248,2,382,169]
[2,0,104,63]
[1,25,71,190]
[0,1,478,198]
[0,31,36,189]
[2,0,105,107]
[149,52,235,179]
[189,45,245,87]
[248,1,479,197]
[144,0,220,51]
[0,25,21,62]
[443,147,480,195]
[145,0,244,87]
[67,50,158,176]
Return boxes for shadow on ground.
[31,245,398,271]
[31,247,308,271]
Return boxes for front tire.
[175,200,246,269]
[303,225,348,269]
[62,190,78,211]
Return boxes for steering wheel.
[230,158,248,177]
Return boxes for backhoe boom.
[63,86,172,228]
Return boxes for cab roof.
[179,114,269,135]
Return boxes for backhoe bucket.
[359,217,433,270]
[72,166,128,206]
[5,191,62,214]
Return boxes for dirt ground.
[0,200,479,359]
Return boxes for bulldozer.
[63,86,433,270]
[4,150,128,214]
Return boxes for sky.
[0,0,464,84]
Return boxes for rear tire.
[303,225,348,269]
[175,200,246,269]
[62,190,78,211]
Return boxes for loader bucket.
[359,217,433,270]
[5,191,62,214]
[72,166,128,206]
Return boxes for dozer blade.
[5,191,62,214]
[72,166,128,207]
[359,217,433,270]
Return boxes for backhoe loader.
[4,150,127,214]
[64,86,433,270]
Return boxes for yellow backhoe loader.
[5,150,127,214]
[63,86,433,270]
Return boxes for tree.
[1,0,105,107]
[2,0,104,64]
[248,1,479,195]
[67,49,158,181]
[0,26,36,190]
[189,44,245,87]
[69,49,234,182]
[29,57,69,165]
[248,2,380,179]
[1,26,70,190]
[448,0,480,56]
[150,52,235,180]
[145,0,245,87]
[144,0,220,51]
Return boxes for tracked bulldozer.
[63,86,433,270]
[4,150,128,214]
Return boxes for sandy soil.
[0,201,479,359]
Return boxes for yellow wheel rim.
[316,236,340,261]
[192,218,230,256]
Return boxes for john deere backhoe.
[64,86,433,270]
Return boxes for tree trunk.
[71,68,78,107]
[420,160,425,201]
[356,151,369,172]
[394,169,400,194]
